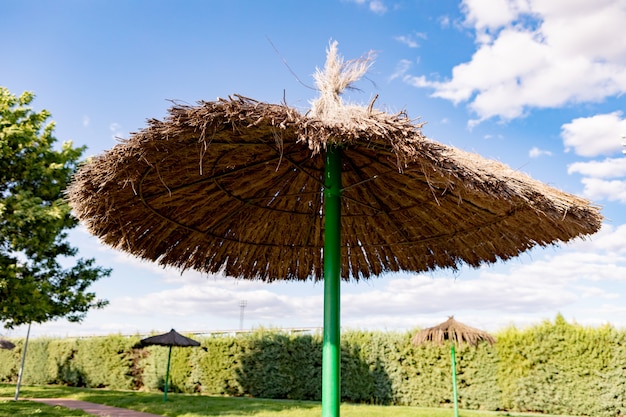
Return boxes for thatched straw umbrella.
[67,42,601,417]
[140,329,200,402]
[412,316,495,417]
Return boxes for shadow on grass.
[0,384,95,399]
[76,391,320,416]
[2,384,320,416]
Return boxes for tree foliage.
[0,87,110,328]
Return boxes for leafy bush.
[46,339,82,385]
[236,330,322,400]
[0,341,18,382]
[7,315,626,416]
[190,335,243,395]
[71,335,140,389]
[22,338,53,385]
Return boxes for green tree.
[0,87,110,329]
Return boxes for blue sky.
[3,0,626,338]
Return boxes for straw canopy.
[411,316,496,347]
[67,42,602,282]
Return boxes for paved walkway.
[29,398,164,417]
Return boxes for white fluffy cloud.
[589,223,626,254]
[109,122,125,141]
[402,0,626,122]
[561,112,626,201]
[578,177,626,203]
[529,147,552,158]
[394,32,427,48]
[461,0,528,35]
[561,112,626,157]
[568,158,626,179]
[346,0,388,14]
[369,0,387,14]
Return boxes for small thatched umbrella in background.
[0,338,15,350]
[140,329,200,402]
[67,42,602,417]
[412,316,495,417]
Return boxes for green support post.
[163,345,172,402]
[323,145,342,417]
[451,344,459,417]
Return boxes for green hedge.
[0,344,18,382]
[71,335,140,389]
[2,315,624,416]
[496,315,616,416]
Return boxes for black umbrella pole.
[322,145,342,417]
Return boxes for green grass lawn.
[0,384,581,417]
[0,399,92,417]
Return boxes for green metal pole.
[164,345,172,402]
[451,344,459,417]
[323,145,342,417]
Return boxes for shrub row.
[1,315,624,416]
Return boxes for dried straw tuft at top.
[304,41,415,156]
[310,40,375,121]
[411,316,496,347]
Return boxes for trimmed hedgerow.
[0,340,19,382]
[4,315,625,416]
[70,335,140,389]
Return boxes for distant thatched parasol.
[67,42,601,417]
[411,316,495,347]
[0,338,15,350]
[412,317,494,417]
[140,329,200,401]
